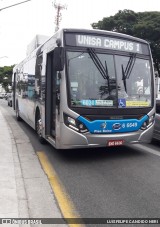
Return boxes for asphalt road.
[1,99,160,226]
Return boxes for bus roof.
[13,28,149,69]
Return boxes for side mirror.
[53,47,64,71]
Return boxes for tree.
[92,10,160,77]
[0,65,14,92]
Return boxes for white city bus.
[12,28,155,149]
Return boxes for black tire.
[36,112,46,144]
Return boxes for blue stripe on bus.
[78,115,148,134]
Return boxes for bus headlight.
[64,113,88,133]
[68,116,76,126]
[141,114,155,130]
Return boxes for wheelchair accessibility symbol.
[118,99,126,108]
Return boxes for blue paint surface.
[78,115,148,134]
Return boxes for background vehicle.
[0,93,5,99]
[152,99,160,141]
[12,28,155,149]
[4,93,8,100]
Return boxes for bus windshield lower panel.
[67,51,152,109]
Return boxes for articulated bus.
[12,28,155,149]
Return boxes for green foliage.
[92,10,160,76]
[0,65,14,91]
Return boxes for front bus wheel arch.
[35,109,46,144]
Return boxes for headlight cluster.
[64,113,88,133]
[141,114,155,130]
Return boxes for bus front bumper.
[57,123,154,149]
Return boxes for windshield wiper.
[87,48,111,94]
[121,53,136,93]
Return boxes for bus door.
[45,51,57,138]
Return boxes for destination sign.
[65,33,149,54]
[76,35,142,53]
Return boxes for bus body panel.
[56,122,154,149]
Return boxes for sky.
[0,0,160,66]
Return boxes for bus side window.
[35,54,43,98]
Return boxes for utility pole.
[0,0,31,11]
[54,1,67,32]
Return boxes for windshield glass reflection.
[67,51,152,108]
[115,56,151,108]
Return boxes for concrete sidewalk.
[0,105,67,227]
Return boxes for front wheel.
[36,113,46,144]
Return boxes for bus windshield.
[67,51,152,108]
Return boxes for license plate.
[107,140,124,146]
